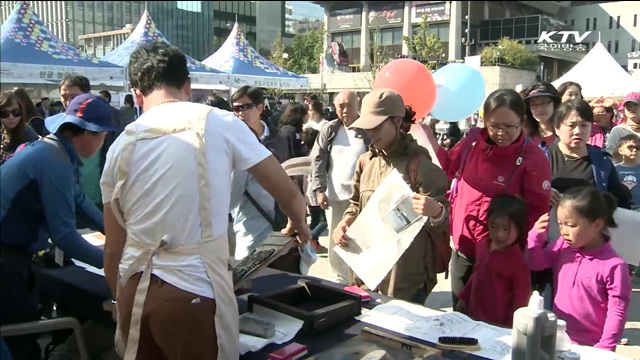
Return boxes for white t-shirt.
[100,102,271,299]
[327,125,368,201]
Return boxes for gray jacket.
[310,119,370,193]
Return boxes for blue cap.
[45,93,117,134]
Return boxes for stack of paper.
[239,305,304,355]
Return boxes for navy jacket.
[0,135,104,268]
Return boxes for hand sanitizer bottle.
[511,291,557,360]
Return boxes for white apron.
[110,104,239,360]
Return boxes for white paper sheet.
[357,300,512,360]
[548,207,640,265]
[357,300,631,360]
[334,169,428,291]
[72,260,105,277]
[239,305,304,355]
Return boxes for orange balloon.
[373,59,437,120]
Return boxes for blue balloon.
[430,63,485,122]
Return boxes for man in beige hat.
[332,89,451,303]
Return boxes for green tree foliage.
[268,31,287,69]
[287,24,326,74]
[480,37,540,70]
[402,15,445,70]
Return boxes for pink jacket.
[527,231,632,351]
[437,129,552,258]
[589,123,605,148]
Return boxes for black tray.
[248,281,362,334]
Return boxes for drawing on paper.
[382,195,422,234]
[486,342,511,357]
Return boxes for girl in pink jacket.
[528,187,631,351]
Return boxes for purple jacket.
[527,231,631,351]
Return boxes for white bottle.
[556,319,572,352]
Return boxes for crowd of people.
[0,40,638,359]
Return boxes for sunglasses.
[232,103,256,113]
[0,109,21,119]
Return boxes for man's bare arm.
[103,202,127,299]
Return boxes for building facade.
[255,1,324,55]
[556,1,640,69]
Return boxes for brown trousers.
[118,273,219,360]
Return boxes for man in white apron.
[100,43,310,359]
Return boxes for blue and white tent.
[101,10,228,88]
[202,23,308,89]
[1,1,124,86]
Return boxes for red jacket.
[458,238,532,328]
[437,129,551,258]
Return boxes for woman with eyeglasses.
[229,86,294,262]
[429,89,552,308]
[523,82,562,152]
[0,91,39,165]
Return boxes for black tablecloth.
[35,265,483,359]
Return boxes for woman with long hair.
[304,99,328,131]
[12,88,47,136]
[1,91,39,164]
[279,103,309,158]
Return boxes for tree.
[402,15,445,70]
[480,37,539,70]
[267,32,289,100]
[268,31,288,69]
[287,24,326,74]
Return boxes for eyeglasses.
[487,123,520,133]
[530,100,553,109]
[0,109,21,119]
[232,103,256,113]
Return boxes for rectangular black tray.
[248,281,362,334]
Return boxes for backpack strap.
[407,152,423,190]
[244,190,276,227]
[504,137,529,190]
[454,127,481,181]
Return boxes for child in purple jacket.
[528,186,631,351]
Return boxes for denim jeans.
[309,206,327,240]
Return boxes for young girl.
[528,187,632,351]
[456,195,531,328]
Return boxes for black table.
[35,264,483,359]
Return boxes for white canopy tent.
[552,42,635,98]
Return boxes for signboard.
[369,2,404,27]
[329,8,362,31]
[411,1,450,23]
[0,62,125,86]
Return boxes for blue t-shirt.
[615,163,640,210]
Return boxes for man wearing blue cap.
[0,93,115,360]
